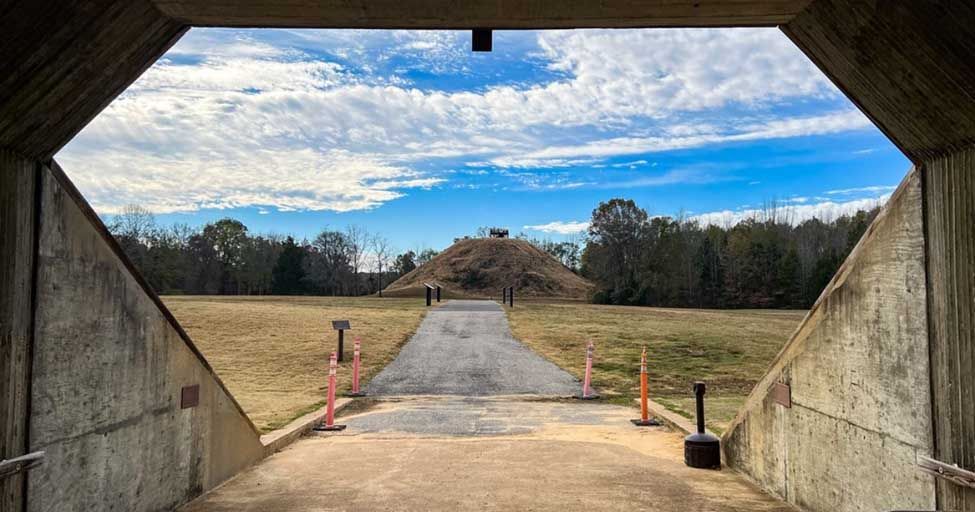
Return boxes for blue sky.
[58,28,909,253]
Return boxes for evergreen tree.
[272,236,306,295]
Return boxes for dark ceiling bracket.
[472,29,493,52]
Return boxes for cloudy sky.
[58,28,910,251]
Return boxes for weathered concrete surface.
[723,168,935,511]
[367,300,579,396]
[0,1,187,159]
[342,396,633,436]
[156,1,812,28]
[924,148,975,509]
[26,163,265,511]
[0,149,36,512]
[783,1,975,161]
[182,398,795,512]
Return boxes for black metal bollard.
[425,286,432,306]
[508,287,513,307]
[436,286,441,302]
[684,381,721,469]
[337,329,344,362]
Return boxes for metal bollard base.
[343,392,367,397]
[313,424,347,432]
[630,418,661,427]
[684,432,721,469]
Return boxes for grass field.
[506,302,806,433]
[164,295,803,435]
[163,296,429,432]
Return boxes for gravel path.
[367,300,579,396]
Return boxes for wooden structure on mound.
[488,228,508,239]
[1,2,974,511]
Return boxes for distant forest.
[108,198,879,309]
[106,206,437,297]
[580,199,880,309]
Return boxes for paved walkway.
[182,398,793,512]
[367,300,579,396]
[182,301,792,511]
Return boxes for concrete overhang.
[151,0,813,28]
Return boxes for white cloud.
[490,110,869,167]
[536,28,832,115]
[692,195,890,227]
[524,220,590,234]
[59,148,442,214]
[58,28,872,214]
[826,185,896,195]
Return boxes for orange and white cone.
[576,341,600,400]
[314,352,346,432]
[345,337,367,397]
[632,347,660,426]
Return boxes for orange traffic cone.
[632,347,660,426]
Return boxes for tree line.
[106,206,438,296]
[109,199,878,309]
[580,199,880,309]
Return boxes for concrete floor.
[181,398,793,512]
[181,302,793,511]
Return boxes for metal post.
[337,329,344,362]
[426,286,432,306]
[684,381,720,469]
[508,287,513,307]
[694,382,706,434]
[436,286,441,302]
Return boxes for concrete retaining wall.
[25,163,264,511]
[723,168,936,511]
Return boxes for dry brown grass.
[506,301,806,432]
[162,295,429,433]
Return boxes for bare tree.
[371,235,392,297]
[109,204,157,244]
[345,225,369,295]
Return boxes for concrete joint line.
[790,400,921,450]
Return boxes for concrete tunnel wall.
[26,162,265,511]
[723,167,936,511]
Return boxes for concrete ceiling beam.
[150,0,811,28]
[0,0,186,160]
[783,0,975,162]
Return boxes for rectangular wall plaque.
[181,384,200,409]
[331,320,351,331]
[771,382,791,408]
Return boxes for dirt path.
[367,300,579,396]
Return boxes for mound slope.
[384,238,592,299]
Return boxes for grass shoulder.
[505,300,805,432]
[163,295,430,432]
